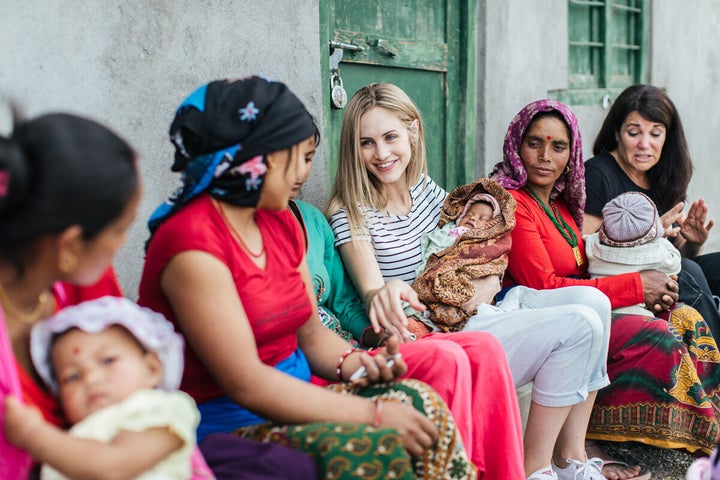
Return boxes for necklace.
[525,187,584,267]
[0,283,49,325]
[215,200,265,259]
[386,191,412,216]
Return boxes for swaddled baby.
[411,178,516,332]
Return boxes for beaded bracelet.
[336,348,360,381]
[372,399,384,428]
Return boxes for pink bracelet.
[372,399,384,428]
[336,348,360,381]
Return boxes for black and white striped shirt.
[329,177,447,283]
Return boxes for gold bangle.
[376,330,391,347]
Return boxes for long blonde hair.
[325,83,428,237]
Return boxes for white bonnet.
[31,296,184,394]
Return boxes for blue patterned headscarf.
[147,76,316,235]
[490,99,586,229]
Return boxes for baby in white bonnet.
[4,296,213,479]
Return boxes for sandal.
[585,441,651,480]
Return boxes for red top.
[138,195,312,404]
[504,188,643,309]
[17,267,123,427]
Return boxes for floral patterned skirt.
[588,305,720,454]
[233,379,476,480]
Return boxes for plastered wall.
[0,0,325,296]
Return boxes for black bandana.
[148,76,316,234]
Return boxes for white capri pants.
[463,285,611,408]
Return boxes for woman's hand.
[366,279,426,343]
[639,270,679,313]
[660,202,684,238]
[348,336,407,386]
[377,401,438,458]
[678,199,714,252]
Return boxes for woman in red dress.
[491,99,720,480]
[0,111,139,478]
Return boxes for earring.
[563,165,571,175]
[59,254,78,273]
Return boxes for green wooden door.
[321,0,477,191]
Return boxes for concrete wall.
[478,0,568,177]
[0,0,325,297]
[4,1,720,295]
[650,2,720,252]
[478,0,639,169]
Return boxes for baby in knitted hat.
[585,191,681,316]
[3,296,214,480]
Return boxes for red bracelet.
[336,348,360,381]
[372,399,384,428]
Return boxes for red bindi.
[546,136,552,140]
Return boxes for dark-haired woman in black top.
[584,84,720,340]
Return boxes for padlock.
[330,74,347,109]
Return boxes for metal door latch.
[328,41,363,109]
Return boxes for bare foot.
[585,441,649,480]
[601,461,646,480]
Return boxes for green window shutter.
[553,0,648,106]
[568,0,604,90]
[607,1,645,88]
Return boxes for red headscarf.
[490,99,586,230]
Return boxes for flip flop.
[601,460,652,480]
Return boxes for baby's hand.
[4,395,47,452]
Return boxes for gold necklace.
[215,200,265,259]
[525,186,584,267]
[0,283,49,325]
